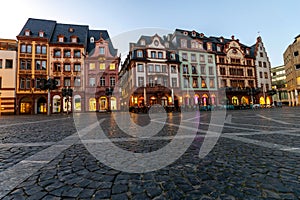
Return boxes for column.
[288,91,291,106]
[295,89,299,106]
[291,91,295,106]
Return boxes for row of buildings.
[0,18,274,114]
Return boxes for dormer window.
[39,31,44,37]
[192,31,196,37]
[217,45,221,52]
[90,37,94,43]
[25,30,30,36]
[99,47,105,54]
[140,39,145,45]
[220,37,224,43]
[58,35,64,43]
[207,43,212,51]
[246,49,250,55]
[68,28,74,33]
[71,36,77,43]
[183,31,188,36]
[200,33,204,38]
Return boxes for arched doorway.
[37,97,47,114]
[161,96,168,106]
[99,96,107,111]
[89,98,96,111]
[232,96,239,105]
[20,97,32,114]
[110,97,117,110]
[266,96,271,105]
[53,95,61,113]
[63,97,72,112]
[74,95,81,112]
[259,96,265,105]
[202,94,209,106]
[138,96,144,107]
[150,96,157,105]
[241,96,249,105]
[194,94,200,105]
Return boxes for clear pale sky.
[1,0,299,67]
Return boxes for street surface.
[0,107,300,199]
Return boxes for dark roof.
[18,18,56,40]
[87,30,118,56]
[50,23,88,46]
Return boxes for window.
[229,68,243,76]
[74,50,81,58]
[217,46,221,52]
[110,77,116,86]
[264,72,268,79]
[21,44,26,53]
[64,78,71,87]
[64,63,71,72]
[163,77,168,86]
[181,39,187,48]
[259,71,263,78]
[137,64,144,72]
[89,63,95,70]
[140,40,145,45]
[20,78,25,89]
[231,58,240,64]
[158,52,163,58]
[99,63,105,70]
[172,78,177,87]
[246,59,252,66]
[247,69,253,76]
[208,55,213,63]
[53,63,61,72]
[221,79,227,87]
[162,65,167,73]
[74,63,81,72]
[25,30,30,36]
[246,49,250,55]
[35,60,46,70]
[110,63,116,70]
[260,52,263,57]
[35,78,41,88]
[0,59,2,69]
[207,43,212,51]
[54,78,60,86]
[151,51,156,58]
[36,45,41,54]
[248,80,254,87]
[294,51,299,56]
[99,47,105,54]
[209,66,214,75]
[58,36,64,42]
[26,45,32,53]
[71,37,77,43]
[201,65,206,74]
[148,64,154,72]
[74,77,81,87]
[138,77,144,87]
[137,50,143,57]
[90,37,94,43]
[192,78,198,88]
[219,57,225,64]
[149,77,154,87]
[263,62,267,68]
[42,46,46,54]
[89,78,95,86]
[155,65,161,72]
[200,55,205,62]
[100,77,105,86]
[183,64,188,74]
[258,61,262,67]
[182,53,188,61]
[209,78,215,88]
[39,31,44,37]
[26,78,31,89]
[170,53,176,60]
[192,65,197,74]
[191,54,196,62]
[220,67,226,75]
[295,64,300,70]
[54,49,61,57]
[171,65,177,73]
[64,49,71,58]
[5,59,13,69]
[184,77,189,88]
[20,60,31,70]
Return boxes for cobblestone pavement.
[0,107,300,199]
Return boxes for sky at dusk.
[1,0,299,67]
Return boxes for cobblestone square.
[1,107,300,199]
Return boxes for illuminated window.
[109,63,116,70]
[99,63,105,70]
[89,63,95,70]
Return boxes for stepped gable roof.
[87,30,118,57]
[17,18,56,40]
[50,23,89,46]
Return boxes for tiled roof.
[87,30,118,57]
[50,23,89,46]
[18,18,56,40]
